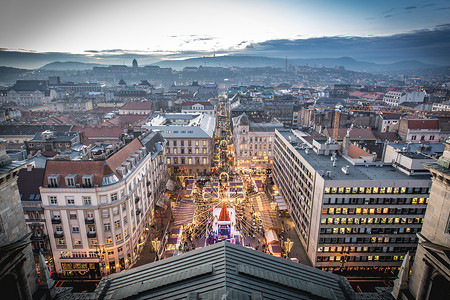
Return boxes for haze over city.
[1,0,449,68]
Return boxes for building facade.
[143,113,215,175]
[406,139,450,300]
[273,129,431,275]
[232,113,283,171]
[40,132,167,277]
[0,140,39,299]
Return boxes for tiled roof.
[18,168,45,201]
[382,113,402,120]
[43,138,143,186]
[72,125,123,140]
[408,119,439,130]
[120,101,152,110]
[106,138,143,178]
[348,144,371,159]
[0,125,73,136]
[43,160,108,187]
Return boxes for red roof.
[72,125,123,140]
[218,202,230,221]
[120,101,152,110]
[348,144,371,159]
[408,119,439,130]
[43,138,144,187]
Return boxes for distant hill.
[40,61,105,70]
[152,55,439,73]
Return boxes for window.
[113,207,119,216]
[90,239,98,246]
[123,217,127,224]
[203,141,206,146]
[48,174,60,187]
[114,220,121,228]
[106,236,112,244]
[74,240,82,246]
[116,233,122,242]
[72,226,79,233]
[111,193,118,202]
[58,238,65,245]
[69,212,77,219]
[55,225,63,232]
[66,197,75,205]
[411,135,416,140]
[65,174,76,187]
[49,196,57,205]
[82,174,94,187]
[83,196,91,205]
[104,223,111,231]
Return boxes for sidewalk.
[279,216,312,266]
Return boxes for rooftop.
[278,129,430,182]
[93,241,354,300]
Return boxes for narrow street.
[135,96,311,266]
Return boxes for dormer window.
[82,174,94,187]
[122,162,131,172]
[131,154,139,164]
[127,158,135,168]
[116,167,126,177]
[65,174,77,187]
[48,174,60,187]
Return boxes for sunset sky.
[1,0,449,54]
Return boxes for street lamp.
[152,239,161,253]
[284,238,294,258]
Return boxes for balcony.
[135,196,140,204]
[87,231,97,238]
[51,217,61,224]
[31,234,47,241]
[54,231,64,238]
[85,217,95,224]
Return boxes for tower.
[132,58,138,69]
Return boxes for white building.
[181,101,215,116]
[40,132,167,277]
[232,113,283,171]
[143,113,215,175]
[383,91,426,107]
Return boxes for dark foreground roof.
[94,241,355,300]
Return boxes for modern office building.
[143,113,215,175]
[273,129,431,274]
[40,131,167,277]
[232,113,283,171]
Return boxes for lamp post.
[284,238,294,258]
[152,239,161,259]
[95,245,106,278]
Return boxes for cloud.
[384,14,394,18]
[240,24,450,65]
[405,6,417,10]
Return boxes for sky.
[1,0,449,54]
[0,0,449,68]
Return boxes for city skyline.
[1,0,450,68]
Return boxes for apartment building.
[273,129,431,275]
[232,113,283,171]
[40,131,167,277]
[383,91,425,107]
[143,113,215,175]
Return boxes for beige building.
[40,132,167,277]
[232,113,283,171]
[399,139,450,299]
[143,113,215,175]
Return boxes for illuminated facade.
[232,113,283,171]
[273,129,431,274]
[40,132,167,277]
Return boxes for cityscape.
[0,1,449,300]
